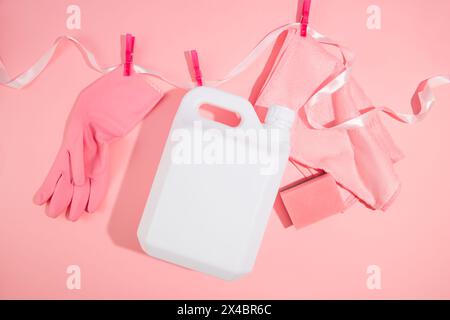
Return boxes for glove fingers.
[69,134,86,186]
[33,149,67,205]
[87,144,110,213]
[87,171,109,213]
[46,172,74,218]
[67,183,90,221]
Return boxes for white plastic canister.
[138,86,294,280]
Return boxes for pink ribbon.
[302,27,450,129]
[0,22,448,131]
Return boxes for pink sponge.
[280,173,345,228]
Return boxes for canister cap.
[265,104,296,129]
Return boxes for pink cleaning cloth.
[33,67,163,221]
[256,28,403,211]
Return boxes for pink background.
[1,0,450,299]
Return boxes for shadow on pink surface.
[107,88,186,254]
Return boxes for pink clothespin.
[190,50,203,86]
[124,33,135,76]
[300,0,311,37]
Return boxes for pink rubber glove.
[33,68,163,220]
[256,28,403,210]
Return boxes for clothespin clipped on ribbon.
[190,50,203,86]
[123,33,135,76]
[300,0,311,37]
